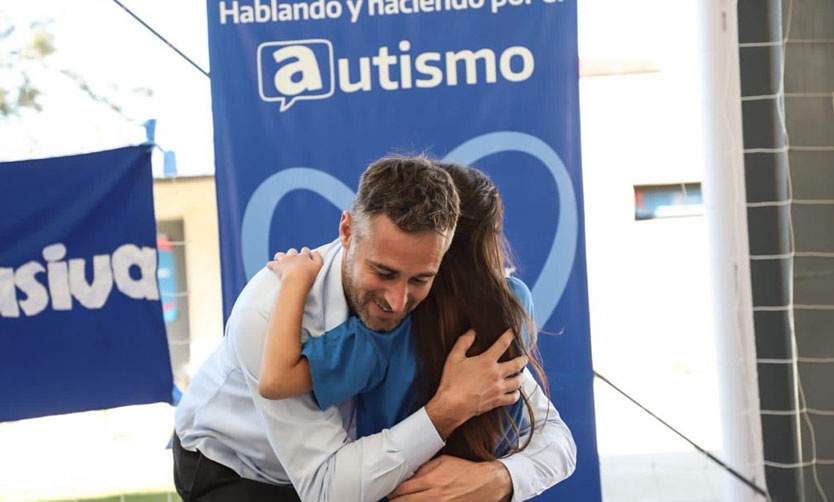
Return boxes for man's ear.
[339,211,352,249]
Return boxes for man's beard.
[343,258,409,332]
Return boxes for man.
[174,156,576,501]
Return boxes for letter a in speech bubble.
[257,39,335,112]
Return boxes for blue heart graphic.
[241,131,577,326]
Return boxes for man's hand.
[425,329,527,439]
[267,247,323,287]
[388,455,513,502]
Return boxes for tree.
[0,15,53,116]
[0,10,152,119]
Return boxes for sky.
[0,0,213,176]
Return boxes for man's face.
[340,212,449,332]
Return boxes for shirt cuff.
[497,454,535,502]
[389,406,445,472]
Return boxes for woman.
[412,162,547,461]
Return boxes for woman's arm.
[258,247,323,400]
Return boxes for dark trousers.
[173,434,302,502]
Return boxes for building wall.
[153,176,224,382]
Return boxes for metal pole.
[698,1,769,500]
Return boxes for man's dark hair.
[351,156,460,238]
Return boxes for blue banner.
[207,0,599,498]
[0,146,173,421]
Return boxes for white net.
[745,0,834,499]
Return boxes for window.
[634,183,703,220]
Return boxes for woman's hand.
[267,247,323,287]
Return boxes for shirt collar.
[304,239,349,337]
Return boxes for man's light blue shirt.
[175,239,577,502]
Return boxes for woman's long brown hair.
[412,162,549,461]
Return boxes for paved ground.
[0,389,735,502]
[602,452,726,502]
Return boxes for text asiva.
[1,243,159,318]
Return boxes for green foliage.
[0,10,152,120]
[0,15,55,116]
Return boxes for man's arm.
[389,455,513,502]
[497,368,577,501]
[233,307,525,502]
[390,368,577,502]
